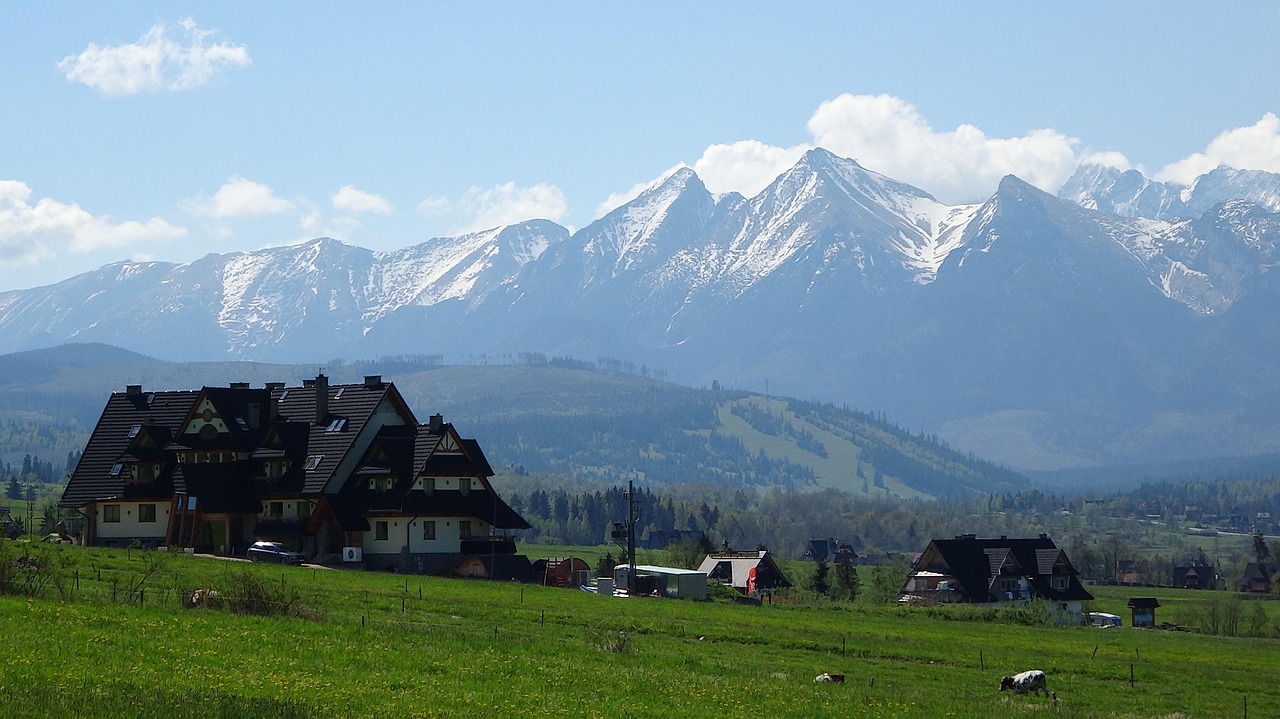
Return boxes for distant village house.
[899,534,1092,613]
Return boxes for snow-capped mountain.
[1059,163,1280,220]
[6,152,1280,471]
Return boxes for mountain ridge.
[6,152,1280,472]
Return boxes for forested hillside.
[0,345,1029,501]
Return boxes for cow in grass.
[999,670,1048,696]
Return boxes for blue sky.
[3,3,1280,290]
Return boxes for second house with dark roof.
[899,534,1093,614]
[60,374,531,579]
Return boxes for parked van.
[1086,612,1123,628]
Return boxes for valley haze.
[6,151,1280,475]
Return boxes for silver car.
[246,541,304,564]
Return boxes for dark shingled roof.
[916,535,1093,603]
[273,379,410,494]
[62,390,200,507]
[62,376,530,542]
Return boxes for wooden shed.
[1127,597,1160,628]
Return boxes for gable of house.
[903,534,1092,604]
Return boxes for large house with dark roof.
[899,534,1093,613]
[60,374,531,579]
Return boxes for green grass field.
[0,541,1276,718]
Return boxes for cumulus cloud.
[1156,113,1280,185]
[805,94,1081,204]
[332,185,392,215]
[692,141,811,199]
[58,18,250,96]
[419,182,568,234]
[0,180,186,264]
[595,143,809,218]
[594,93,1118,215]
[190,176,293,218]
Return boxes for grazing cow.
[999,670,1048,696]
[813,673,846,683]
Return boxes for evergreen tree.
[1254,530,1272,563]
[6,476,20,501]
[812,561,830,595]
[831,560,860,602]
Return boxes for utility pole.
[626,480,638,595]
[610,480,641,595]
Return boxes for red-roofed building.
[60,374,531,579]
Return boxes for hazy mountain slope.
[0,345,1026,499]
[8,153,1280,470]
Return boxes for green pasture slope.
[0,544,1276,719]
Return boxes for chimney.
[229,382,250,390]
[429,413,443,432]
[126,385,142,397]
[364,375,383,388]
[315,373,329,426]
[264,382,285,391]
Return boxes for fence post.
[1130,663,1134,687]
[980,650,984,671]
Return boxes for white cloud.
[0,180,186,264]
[693,141,811,198]
[191,176,293,218]
[805,94,1080,203]
[1081,151,1133,172]
[58,18,250,96]
[1156,113,1280,185]
[595,94,1115,212]
[594,143,809,217]
[299,206,362,240]
[332,185,392,215]
[419,182,568,234]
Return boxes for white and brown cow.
[999,670,1048,696]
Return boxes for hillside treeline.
[498,477,1278,590]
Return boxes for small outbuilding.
[533,557,591,588]
[698,550,791,598]
[1127,597,1160,628]
[613,564,707,600]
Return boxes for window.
[459,478,471,496]
[459,520,472,539]
[138,504,156,523]
[305,455,323,471]
[375,521,389,541]
[110,463,123,476]
[269,502,284,518]
[103,505,121,523]
[128,424,141,438]
[1000,578,1018,592]
[1051,576,1068,591]
[423,477,435,494]
[423,520,436,540]
[297,503,312,520]
[326,418,347,432]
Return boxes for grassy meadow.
[0,541,1276,719]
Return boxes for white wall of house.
[361,516,490,554]
[256,500,312,520]
[92,501,169,540]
